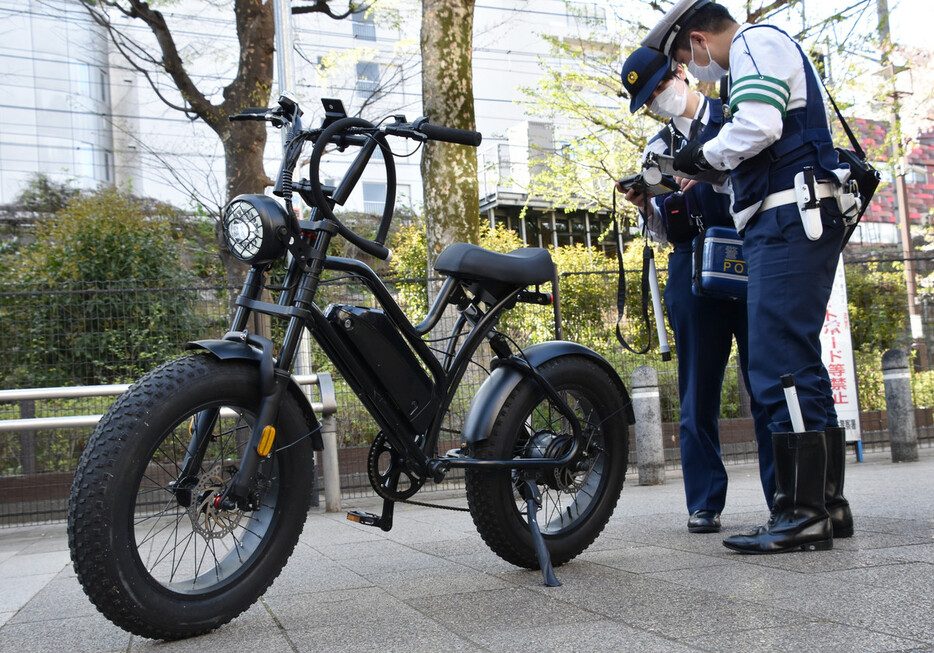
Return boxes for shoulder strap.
[612,190,652,356]
[818,78,867,159]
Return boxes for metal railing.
[0,373,344,517]
[0,374,335,431]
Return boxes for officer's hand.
[674,176,698,192]
[673,140,709,176]
[622,187,646,208]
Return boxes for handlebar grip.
[229,107,269,122]
[418,121,482,147]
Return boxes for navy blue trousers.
[743,201,845,434]
[665,244,775,514]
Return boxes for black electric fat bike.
[67,94,634,640]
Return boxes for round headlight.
[223,195,289,264]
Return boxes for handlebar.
[415,118,482,146]
[384,117,482,146]
[229,107,269,122]
[233,98,482,264]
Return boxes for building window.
[906,164,927,185]
[76,143,94,179]
[565,1,606,30]
[98,69,109,103]
[363,182,386,214]
[356,62,380,93]
[352,11,376,41]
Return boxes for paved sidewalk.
[1,448,932,652]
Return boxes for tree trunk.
[420,0,480,271]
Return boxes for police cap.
[620,46,670,113]
[641,0,712,56]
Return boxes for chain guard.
[367,432,424,501]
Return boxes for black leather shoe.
[688,510,721,533]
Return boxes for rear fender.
[461,341,633,446]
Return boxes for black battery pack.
[325,304,435,433]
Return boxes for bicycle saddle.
[434,243,554,286]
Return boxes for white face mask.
[688,39,728,82]
[649,78,688,118]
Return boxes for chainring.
[367,432,424,501]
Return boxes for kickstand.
[519,479,560,587]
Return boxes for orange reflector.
[347,513,362,523]
[257,425,276,457]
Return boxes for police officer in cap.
[620,46,774,535]
[642,0,854,554]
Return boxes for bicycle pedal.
[443,447,466,458]
[346,510,382,527]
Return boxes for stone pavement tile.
[297,511,385,548]
[875,542,934,564]
[830,528,934,551]
[728,545,911,573]
[444,549,540,578]
[0,573,56,613]
[262,545,374,596]
[855,516,934,537]
[286,620,478,653]
[646,559,845,602]
[7,576,98,623]
[0,550,70,579]
[404,586,599,639]
[579,543,730,575]
[467,618,702,652]
[365,560,513,600]
[128,602,294,652]
[674,621,928,653]
[523,562,809,640]
[764,585,934,644]
[405,535,492,559]
[818,561,934,596]
[0,613,130,653]
[319,544,455,578]
[264,585,480,652]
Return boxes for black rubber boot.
[723,431,832,554]
[825,426,854,538]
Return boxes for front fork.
[172,331,288,511]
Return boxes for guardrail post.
[882,348,919,463]
[18,399,37,475]
[631,365,665,485]
[315,373,342,512]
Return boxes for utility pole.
[877,0,927,368]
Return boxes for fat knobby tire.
[465,355,628,569]
[67,354,317,640]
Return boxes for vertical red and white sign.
[820,254,862,442]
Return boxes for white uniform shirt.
[699,24,835,230]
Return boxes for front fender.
[186,339,323,451]
[461,341,634,446]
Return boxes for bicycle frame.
[189,97,594,516]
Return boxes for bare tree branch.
[292,0,370,19]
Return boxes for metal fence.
[0,257,931,527]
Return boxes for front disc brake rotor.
[188,463,243,538]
